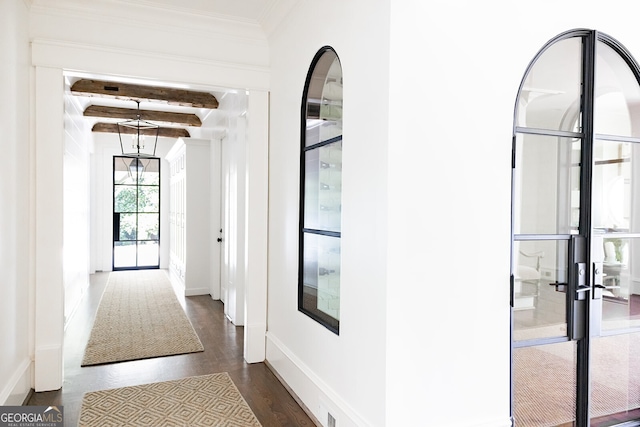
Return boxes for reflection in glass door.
[113,156,160,270]
[512,29,640,426]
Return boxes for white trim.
[29,0,266,41]
[31,39,270,91]
[106,0,263,26]
[0,358,32,406]
[184,287,210,297]
[34,66,65,393]
[266,332,371,427]
[34,345,63,392]
[244,323,267,363]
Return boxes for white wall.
[63,79,92,323]
[386,2,513,425]
[267,1,391,425]
[0,0,32,406]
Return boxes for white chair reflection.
[603,240,628,299]
[514,250,544,310]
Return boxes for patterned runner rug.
[78,373,262,426]
[81,270,204,366]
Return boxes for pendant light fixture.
[117,100,159,178]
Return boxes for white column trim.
[243,90,269,363]
[34,65,65,391]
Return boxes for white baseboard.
[165,268,209,297]
[243,323,266,363]
[34,345,63,392]
[265,332,370,427]
[166,269,186,295]
[266,333,512,427]
[0,358,32,405]
[184,287,209,296]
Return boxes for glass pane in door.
[513,133,581,235]
[513,239,570,341]
[114,241,136,268]
[592,140,633,233]
[595,41,640,138]
[516,37,583,132]
[590,332,640,425]
[137,241,159,267]
[514,341,577,427]
[599,236,640,331]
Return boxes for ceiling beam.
[71,79,219,109]
[84,105,202,127]
[92,123,191,138]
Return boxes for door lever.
[593,262,604,300]
[550,282,568,293]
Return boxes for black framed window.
[299,47,343,334]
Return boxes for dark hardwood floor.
[26,271,315,427]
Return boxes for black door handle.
[550,282,567,293]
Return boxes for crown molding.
[28,0,299,43]
[110,0,260,26]
[29,0,267,44]
[31,38,271,91]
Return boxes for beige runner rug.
[82,270,204,366]
[78,373,262,427]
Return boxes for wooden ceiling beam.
[71,79,219,109]
[84,105,202,127]
[92,123,190,138]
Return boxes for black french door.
[512,30,640,426]
[113,156,160,270]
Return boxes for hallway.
[26,271,314,426]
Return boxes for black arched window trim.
[298,46,342,334]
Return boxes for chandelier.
[117,100,159,174]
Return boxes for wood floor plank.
[26,271,315,427]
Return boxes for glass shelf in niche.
[306,119,342,147]
[302,232,341,320]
